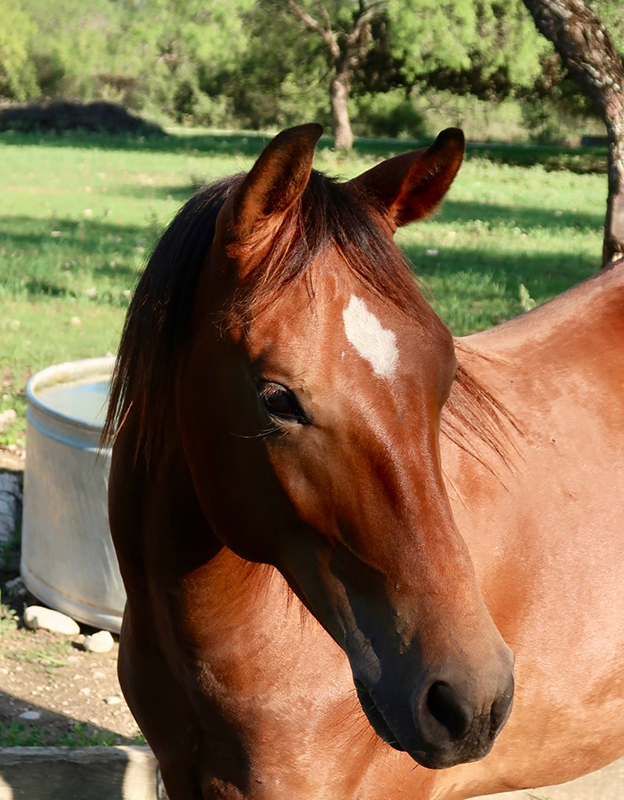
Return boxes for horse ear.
[225,123,323,241]
[349,128,465,230]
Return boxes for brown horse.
[106,125,624,800]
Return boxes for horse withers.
[106,125,624,799]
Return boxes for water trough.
[21,356,124,633]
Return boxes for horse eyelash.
[229,425,282,440]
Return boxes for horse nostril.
[490,677,514,735]
[426,680,473,740]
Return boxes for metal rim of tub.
[26,356,115,434]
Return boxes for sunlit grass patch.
[0,720,146,747]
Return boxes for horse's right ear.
[219,123,323,243]
[348,128,465,231]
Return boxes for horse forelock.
[222,170,435,330]
[103,167,513,467]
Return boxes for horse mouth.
[354,679,406,752]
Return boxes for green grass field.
[0,129,607,446]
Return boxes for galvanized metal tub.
[21,356,125,632]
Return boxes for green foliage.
[228,1,331,130]
[352,90,427,138]
[388,0,551,91]
[0,600,19,634]
[592,1,624,51]
[14,0,255,123]
[0,0,37,100]
[0,0,616,134]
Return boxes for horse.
[105,124,624,800]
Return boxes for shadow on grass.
[0,129,278,158]
[0,129,609,172]
[406,243,599,304]
[437,199,604,232]
[118,180,605,236]
[0,216,150,252]
[0,693,148,800]
[0,216,151,304]
[0,201,601,313]
[0,692,142,747]
[116,183,200,203]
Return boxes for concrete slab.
[0,746,159,800]
[472,757,624,800]
[0,745,621,799]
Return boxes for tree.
[521,0,624,265]
[389,0,550,98]
[280,0,387,150]
[0,0,37,100]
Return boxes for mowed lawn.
[0,129,606,446]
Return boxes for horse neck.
[440,260,624,579]
[111,408,313,666]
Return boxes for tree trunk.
[330,73,354,151]
[522,0,624,266]
[604,111,624,265]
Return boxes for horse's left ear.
[225,123,323,241]
[349,128,465,230]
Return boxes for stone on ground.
[23,605,80,636]
[18,710,41,720]
[84,630,114,653]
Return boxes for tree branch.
[315,0,333,34]
[345,0,386,50]
[521,0,623,115]
[284,0,340,60]
[522,0,624,263]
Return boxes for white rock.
[18,711,40,721]
[23,606,80,636]
[104,696,121,705]
[0,409,17,429]
[84,630,114,653]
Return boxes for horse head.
[176,125,514,769]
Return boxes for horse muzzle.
[355,658,514,769]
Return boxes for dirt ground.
[0,620,142,746]
[0,447,25,473]
[0,455,142,746]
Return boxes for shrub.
[352,90,427,139]
[0,100,165,135]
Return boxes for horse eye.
[258,381,308,424]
